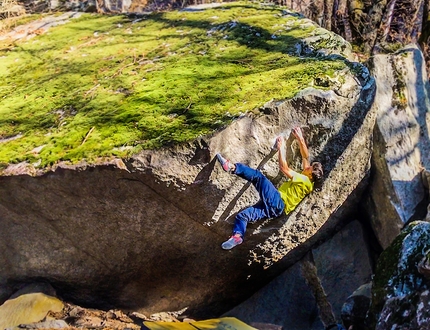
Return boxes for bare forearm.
[277,138,293,179]
[292,127,310,169]
[278,145,288,171]
[297,137,309,161]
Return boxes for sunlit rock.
[363,44,430,249]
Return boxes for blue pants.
[232,163,285,237]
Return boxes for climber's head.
[303,162,324,185]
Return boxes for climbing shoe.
[216,154,234,173]
[222,235,243,250]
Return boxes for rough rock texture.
[46,302,141,329]
[376,290,430,330]
[313,220,374,321]
[423,169,430,221]
[223,259,324,330]
[13,320,69,329]
[223,220,374,329]
[341,283,372,330]
[364,44,430,249]
[0,59,375,317]
[368,221,430,329]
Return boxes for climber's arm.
[277,136,294,179]
[292,127,310,170]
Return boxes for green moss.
[380,42,404,53]
[370,230,406,321]
[0,1,348,168]
[392,63,408,109]
[369,221,430,327]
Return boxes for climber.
[217,127,323,250]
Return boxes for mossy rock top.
[0,1,353,170]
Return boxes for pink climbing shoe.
[222,235,243,250]
[216,154,234,173]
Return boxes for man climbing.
[217,127,323,250]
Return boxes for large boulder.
[223,220,374,329]
[313,220,374,322]
[367,221,430,330]
[363,44,430,249]
[341,283,372,330]
[223,259,325,330]
[0,59,376,317]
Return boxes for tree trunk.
[301,254,337,329]
[380,0,397,43]
[332,0,352,41]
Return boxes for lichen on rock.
[369,221,430,328]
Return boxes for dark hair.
[311,162,324,191]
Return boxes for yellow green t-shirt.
[278,171,313,214]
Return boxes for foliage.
[0,0,26,31]
[0,1,347,168]
[0,0,22,17]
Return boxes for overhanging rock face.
[0,64,376,318]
